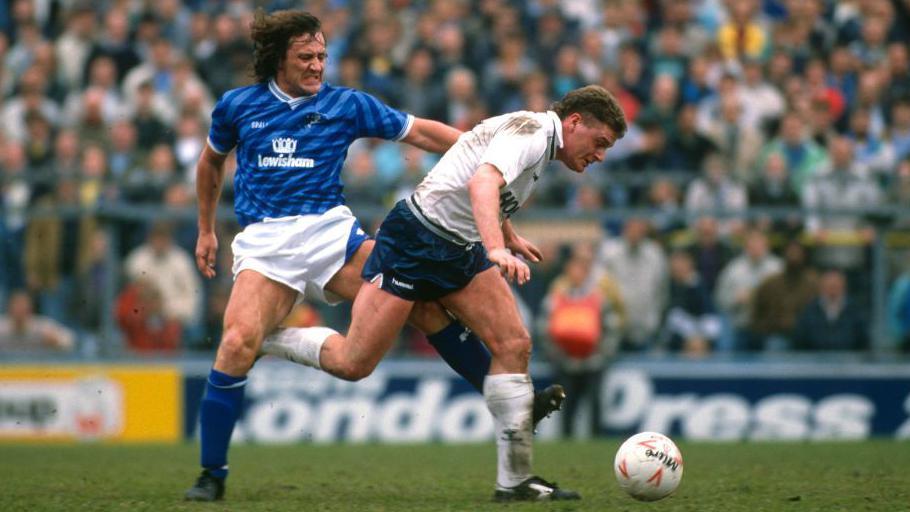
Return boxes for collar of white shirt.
[546,110,564,160]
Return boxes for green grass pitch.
[0,440,907,511]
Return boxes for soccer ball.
[613,431,684,501]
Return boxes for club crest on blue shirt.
[272,137,297,154]
[302,112,324,127]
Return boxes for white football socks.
[259,327,337,369]
[484,373,534,490]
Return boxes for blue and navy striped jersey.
[208,79,413,226]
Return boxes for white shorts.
[231,205,369,305]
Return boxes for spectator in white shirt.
[715,229,783,349]
[595,218,668,351]
[0,290,75,353]
[124,222,202,337]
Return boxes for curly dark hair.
[552,85,628,138]
[249,10,322,83]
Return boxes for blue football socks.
[427,321,492,392]
[199,369,247,479]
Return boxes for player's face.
[276,32,327,97]
[559,113,617,173]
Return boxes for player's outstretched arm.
[195,144,228,279]
[468,165,530,285]
[400,117,462,154]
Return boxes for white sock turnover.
[484,373,534,490]
[259,327,337,369]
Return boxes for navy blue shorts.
[362,200,494,301]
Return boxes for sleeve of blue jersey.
[207,93,239,154]
[352,90,411,141]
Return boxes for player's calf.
[330,356,381,382]
[485,373,535,491]
[260,327,385,382]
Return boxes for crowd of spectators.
[1,0,910,357]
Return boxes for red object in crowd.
[115,282,182,352]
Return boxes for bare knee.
[485,330,532,369]
[214,323,261,374]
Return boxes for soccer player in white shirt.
[272,85,627,501]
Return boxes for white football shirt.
[409,110,563,243]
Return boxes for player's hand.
[196,231,218,279]
[505,234,542,263]
[488,248,531,285]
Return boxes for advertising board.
[0,366,181,442]
[182,359,910,443]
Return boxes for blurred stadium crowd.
[1,0,910,359]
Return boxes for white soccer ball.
[613,431,684,501]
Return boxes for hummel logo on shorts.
[391,277,414,290]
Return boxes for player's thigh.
[333,279,413,369]
[324,239,374,302]
[222,269,298,347]
[408,301,453,335]
[438,267,527,349]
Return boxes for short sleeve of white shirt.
[479,130,549,186]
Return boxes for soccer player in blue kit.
[185,10,562,502]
